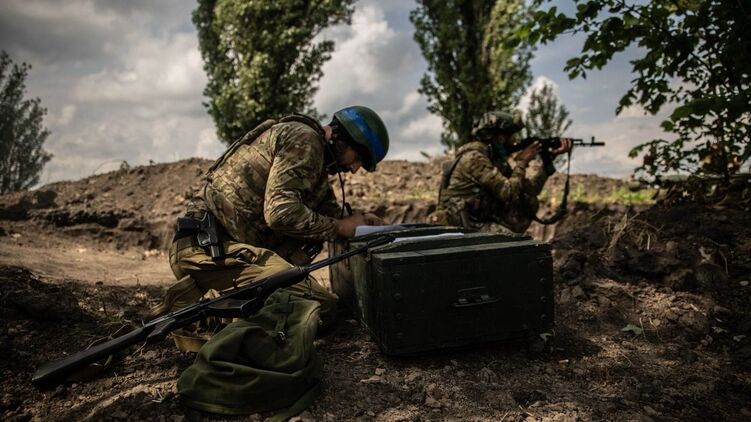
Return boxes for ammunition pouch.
[462,196,487,227]
[466,198,482,222]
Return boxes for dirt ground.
[1,159,750,421]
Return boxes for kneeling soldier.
[153,106,390,327]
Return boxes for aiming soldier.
[432,111,572,234]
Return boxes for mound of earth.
[1,158,750,421]
[0,157,636,254]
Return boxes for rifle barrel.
[572,136,604,146]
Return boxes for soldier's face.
[332,145,363,174]
[497,133,516,145]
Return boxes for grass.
[399,185,438,201]
[367,180,656,206]
[540,183,656,206]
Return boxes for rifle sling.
[532,148,572,225]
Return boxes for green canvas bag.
[177,289,323,421]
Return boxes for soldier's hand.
[551,138,573,155]
[363,213,385,226]
[516,141,541,166]
[336,214,368,238]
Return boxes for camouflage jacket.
[437,141,549,231]
[190,114,341,253]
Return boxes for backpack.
[177,289,323,421]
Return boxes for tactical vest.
[439,142,512,203]
[197,114,334,257]
[205,114,324,182]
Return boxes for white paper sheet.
[391,233,465,243]
[354,224,407,237]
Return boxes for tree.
[410,0,536,149]
[522,81,572,139]
[483,1,536,121]
[193,0,355,145]
[522,0,751,180]
[0,51,52,195]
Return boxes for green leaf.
[670,105,694,120]
[660,120,675,131]
[621,324,644,336]
[623,12,638,27]
[565,57,581,68]
[727,95,748,120]
[577,1,602,20]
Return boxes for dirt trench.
[1,159,750,421]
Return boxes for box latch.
[452,286,499,308]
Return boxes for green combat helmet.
[333,106,389,171]
[471,110,524,142]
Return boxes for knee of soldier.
[168,242,182,278]
[253,247,293,270]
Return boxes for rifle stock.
[32,235,393,388]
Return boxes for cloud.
[48,105,77,127]
[0,1,121,64]
[564,105,676,177]
[315,2,439,162]
[401,112,443,141]
[6,0,679,185]
[194,128,224,160]
[316,5,422,109]
[518,75,560,113]
[618,104,652,118]
[0,0,216,184]
[72,33,206,105]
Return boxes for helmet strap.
[323,133,351,218]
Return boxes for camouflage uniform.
[156,114,341,325]
[435,142,550,235]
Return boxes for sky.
[0,0,675,185]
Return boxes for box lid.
[371,238,550,265]
[352,231,534,256]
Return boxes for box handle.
[452,286,499,308]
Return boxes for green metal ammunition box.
[329,227,554,355]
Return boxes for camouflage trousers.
[431,192,539,235]
[152,236,338,328]
[478,193,539,234]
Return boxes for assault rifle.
[32,235,393,388]
[506,136,605,159]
